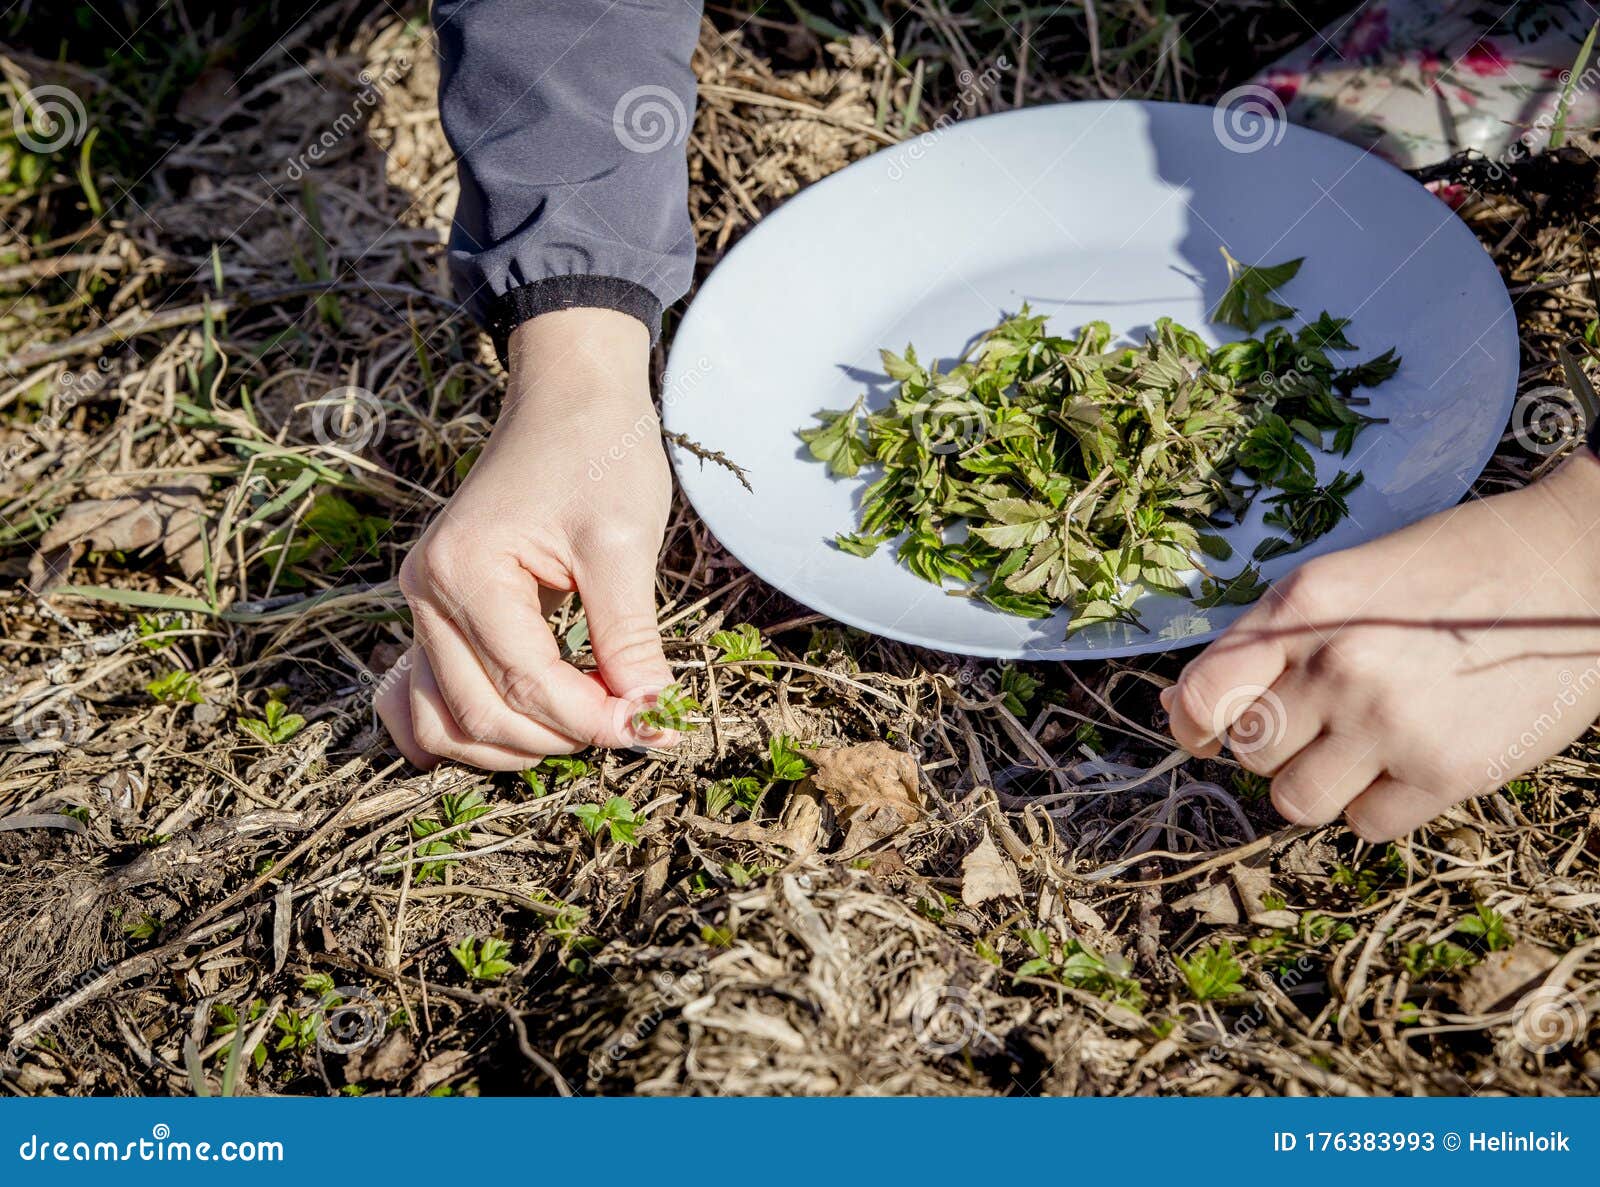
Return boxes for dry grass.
[0,1,1597,1097]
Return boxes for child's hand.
[1163,451,1600,840]
[377,308,676,770]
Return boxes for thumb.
[374,646,441,770]
[574,544,677,743]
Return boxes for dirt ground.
[1,1,1597,1097]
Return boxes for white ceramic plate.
[662,100,1517,660]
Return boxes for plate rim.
[663,98,1519,661]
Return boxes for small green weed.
[998,666,1040,715]
[1455,904,1514,952]
[146,670,203,704]
[1232,769,1271,802]
[568,796,642,846]
[450,935,515,983]
[136,614,182,649]
[238,696,306,745]
[520,755,591,797]
[1015,928,1145,1010]
[409,789,492,882]
[709,623,778,676]
[1177,941,1245,1002]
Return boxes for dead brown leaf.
[346,1029,415,1084]
[28,481,209,592]
[1456,945,1561,1015]
[1173,881,1240,925]
[1067,899,1109,933]
[960,828,1022,907]
[1281,835,1338,877]
[772,778,828,856]
[1230,863,1296,927]
[801,741,922,856]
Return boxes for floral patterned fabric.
[1254,0,1600,178]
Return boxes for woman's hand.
[1164,451,1600,840]
[377,308,677,770]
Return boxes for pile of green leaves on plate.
[798,252,1401,636]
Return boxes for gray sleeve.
[432,0,702,348]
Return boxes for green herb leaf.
[1215,250,1303,331]
[798,264,1397,641]
[1193,564,1269,608]
[798,397,869,477]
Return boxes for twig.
[662,431,753,491]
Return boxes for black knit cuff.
[486,276,663,357]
